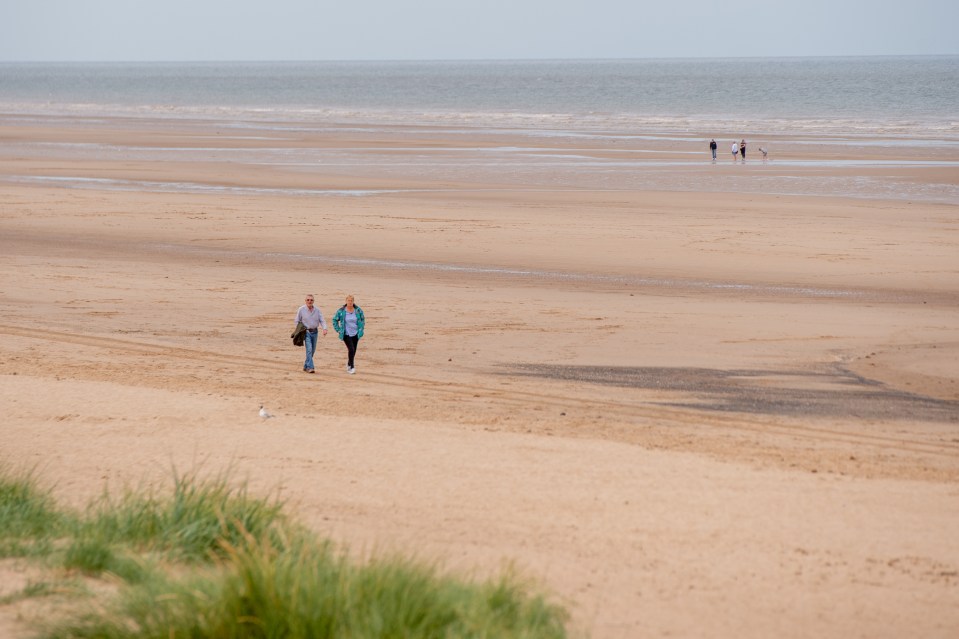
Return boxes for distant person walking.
[709,138,717,161]
[731,141,739,162]
[740,139,747,162]
[332,294,365,375]
[294,293,327,373]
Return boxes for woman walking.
[333,294,365,374]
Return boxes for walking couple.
[293,294,365,374]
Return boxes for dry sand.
[1,115,958,638]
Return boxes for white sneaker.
[348,367,355,374]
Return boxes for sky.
[1,0,957,61]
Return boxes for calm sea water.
[3,58,959,203]
[2,57,958,137]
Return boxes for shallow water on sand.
[2,57,958,203]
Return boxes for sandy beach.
[1,114,958,638]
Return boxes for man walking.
[709,138,717,161]
[294,294,327,373]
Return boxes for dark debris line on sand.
[508,364,959,423]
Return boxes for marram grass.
[48,539,567,639]
[0,463,66,557]
[0,464,570,638]
[72,468,289,563]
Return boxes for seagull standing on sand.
[259,405,274,419]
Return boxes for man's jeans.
[303,330,318,371]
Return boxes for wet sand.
[1,114,958,638]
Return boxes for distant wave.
[2,100,957,140]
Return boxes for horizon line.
[3,53,958,65]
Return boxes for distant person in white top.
[732,141,739,161]
[294,294,327,373]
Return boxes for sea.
[2,56,958,202]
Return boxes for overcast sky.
[1,0,956,61]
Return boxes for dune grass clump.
[0,465,571,639]
[0,464,66,557]
[207,538,567,639]
[70,469,288,565]
[47,537,567,639]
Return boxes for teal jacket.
[332,305,365,340]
